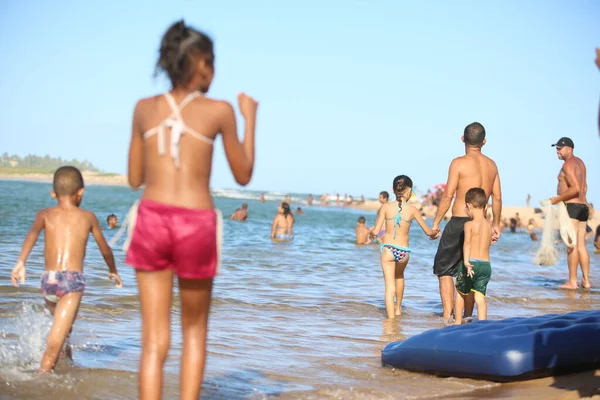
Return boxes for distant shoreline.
[0,171,128,187]
[1,172,598,230]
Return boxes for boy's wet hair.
[379,191,389,200]
[357,216,366,224]
[107,214,117,223]
[465,187,487,208]
[156,20,214,88]
[53,166,84,196]
[464,122,486,146]
[392,175,413,201]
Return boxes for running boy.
[124,20,257,399]
[455,188,492,324]
[369,175,437,319]
[10,166,122,373]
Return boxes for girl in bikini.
[369,175,437,319]
[271,202,294,242]
[124,20,257,399]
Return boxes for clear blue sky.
[1,1,599,206]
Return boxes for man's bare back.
[557,156,587,204]
[230,208,249,221]
[432,122,502,322]
[448,153,499,218]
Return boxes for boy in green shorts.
[455,188,492,324]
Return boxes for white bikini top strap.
[163,92,182,120]
[142,91,208,167]
[186,128,215,145]
[178,91,202,111]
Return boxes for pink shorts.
[125,199,222,279]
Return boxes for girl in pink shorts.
[120,20,258,399]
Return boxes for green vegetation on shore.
[0,153,102,174]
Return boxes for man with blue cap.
[549,137,591,290]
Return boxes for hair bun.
[155,20,215,88]
[174,20,187,35]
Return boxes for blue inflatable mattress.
[381,310,600,381]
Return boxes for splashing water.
[0,302,51,377]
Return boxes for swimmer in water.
[271,202,294,242]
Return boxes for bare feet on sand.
[581,280,592,289]
[559,282,579,290]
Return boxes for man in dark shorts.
[431,122,502,323]
[549,137,591,289]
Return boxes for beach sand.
[466,369,600,399]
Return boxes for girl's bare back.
[132,93,229,209]
[379,202,417,248]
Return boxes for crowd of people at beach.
[6,19,599,400]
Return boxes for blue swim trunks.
[40,270,86,303]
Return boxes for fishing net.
[557,201,576,249]
[535,200,577,266]
[535,200,557,266]
[108,200,140,251]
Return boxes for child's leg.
[178,277,213,400]
[454,291,466,325]
[136,269,174,400]
[44,299,73,362]
[39,292,82,373]
[380,252,398,319]
[474,292,487,320]
[463,292,475,318]
[394,259,409,316]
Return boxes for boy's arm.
[17,210,46,264]
[89,212,122,287]
[463,223,472,266]
[11,210,46,286]
[220,95,257,186]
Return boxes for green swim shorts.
[455,259,492,296]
